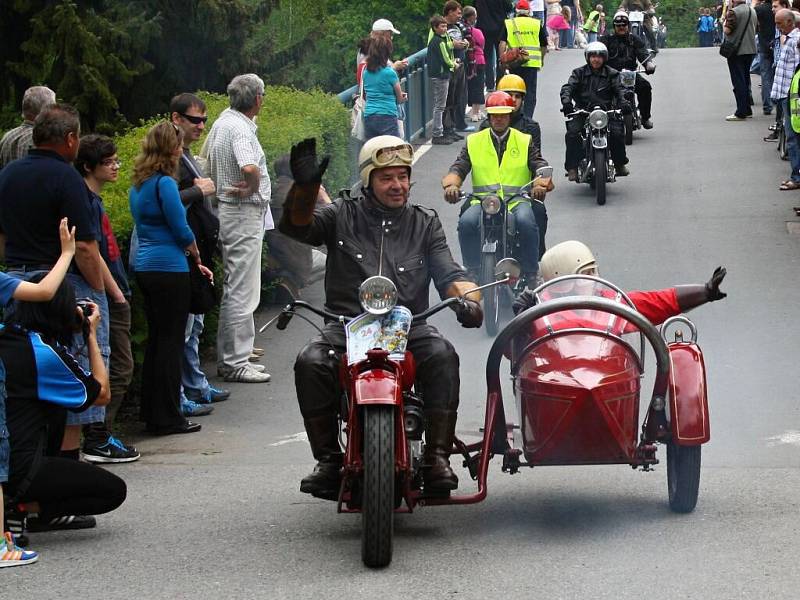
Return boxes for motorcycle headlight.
[359,275,398,315]
[481,195,502,215]
[589,109,608,130]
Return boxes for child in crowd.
[463,6,487,122]
[427,14,457,144]
[1,218,75,567]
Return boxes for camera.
[75,298,94,337]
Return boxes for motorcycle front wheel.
[362,405,395,568]
[624,113,634,145]
[480,252,501,337]
[594,149,607,205]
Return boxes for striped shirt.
[203,108,272,213]
[772,29,800,100]
[0,122,33,170]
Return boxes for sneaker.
[0,533,38,568]
[248,352,262,363]
[81,435,140,464]
[456,125,476,133]
[27,515,96,532]
[224,364,271,383]
[431,135,453,145]
[725,114,745,121]
[182,399,214,417]
[444,130,464,140]
[764,131,779,142]
[251,347,265,357]
[203,386,231,403]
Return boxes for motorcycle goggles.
[366,144,414,169]
[613,18,629,26]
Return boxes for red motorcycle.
[272,261,518,568]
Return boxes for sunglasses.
[180,113,208,125]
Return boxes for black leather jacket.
[278,183,467,318]
[600,33,650,71]
[560,64,626,110]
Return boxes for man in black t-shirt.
[754,0,776,115]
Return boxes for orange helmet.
[485,91,515,114]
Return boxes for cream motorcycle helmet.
[358,135,414,188]
[539,241,598,281]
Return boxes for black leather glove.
[290,138,330,185]
[456,299,483,328]
[620,102,633,115]
[512,289,537,315]
[561,101,574,115]
[705,266,727,301]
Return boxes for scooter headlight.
[589,109,608,130]
[359,275,398,315]
[481,195,502,215]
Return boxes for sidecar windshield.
[533,276,640,337]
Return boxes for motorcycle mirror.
[494,258,521,283]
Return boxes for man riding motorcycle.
[442,91,554,286]
[618,0,659,51]
[480,74,543,153]
[278,136,483,500]
[600,12,656,129]
[560,41,631,181]
[511,240,728,333]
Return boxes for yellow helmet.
[497,74,527,94]
[539,241,598,281]
[357,135,414,187]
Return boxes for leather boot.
[423,409,459,491]
[300,414,343,501]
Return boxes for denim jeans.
[364,114,400,139]
[0,361,9,483]
[511,66,539,118]
[759,53,774,112]
[457,201,540,276]
[784,98,800,183]
[587,31,598,43]
[181,313,211,402]
[430,76,450,137]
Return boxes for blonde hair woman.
[129,122,211,436]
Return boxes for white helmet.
[584,41,609,64]
[539,241,598,281]
[358,135,414,187]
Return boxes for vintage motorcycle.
[268,261,519,568]
[568,108,622,205]
[460,166,552,337]
[619,69,641,145]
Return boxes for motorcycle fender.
[592,135,608,149]
[482,240,498,254]
[667,342,710,445]
[354,368,403,406]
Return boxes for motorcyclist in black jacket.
[600,12,656,129]
[278,136,483,500]
[560,41,631,180]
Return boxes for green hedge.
[99,85,349,366]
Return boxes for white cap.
[372,18,400,34]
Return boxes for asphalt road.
[10,48,800,599]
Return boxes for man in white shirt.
[204,74,273,383]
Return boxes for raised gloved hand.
[290,138,330,185]
[706,266,727,301]
[644,61,656,74]
[512,289,537,315]
[456,298,483,328]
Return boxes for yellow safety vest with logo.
[467,128,532,211]
[504,16,543,69]
[790,69,800,133]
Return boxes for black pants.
[727,53,755,118]
[532,200,548,259]
[635,73,652,120]
[16,457,126,521]
[564,113,627,170]
[482,29,502,91]
[294,323,460,418]
[445,65,468,131]
[136,271,190,430]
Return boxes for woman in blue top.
[129,122,212,435]
[363,36,408,140]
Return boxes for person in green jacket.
[427,14,457,145]
[583,4,605,42]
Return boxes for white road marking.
[270,432,308,447]
[412,142,432,165]
[765,430,800,447]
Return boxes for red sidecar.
[439,275,711,514]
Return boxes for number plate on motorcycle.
[345,306,412,364]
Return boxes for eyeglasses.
[179,113,208,125]
[101,158,122,167]
[373,144,414,166]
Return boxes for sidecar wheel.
[480,253,500,337]
[362,405,395,568]
[666,441,701,513]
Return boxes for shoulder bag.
[351,67,366,141]
[719,7,752,58]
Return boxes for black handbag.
[720,7,752,58]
